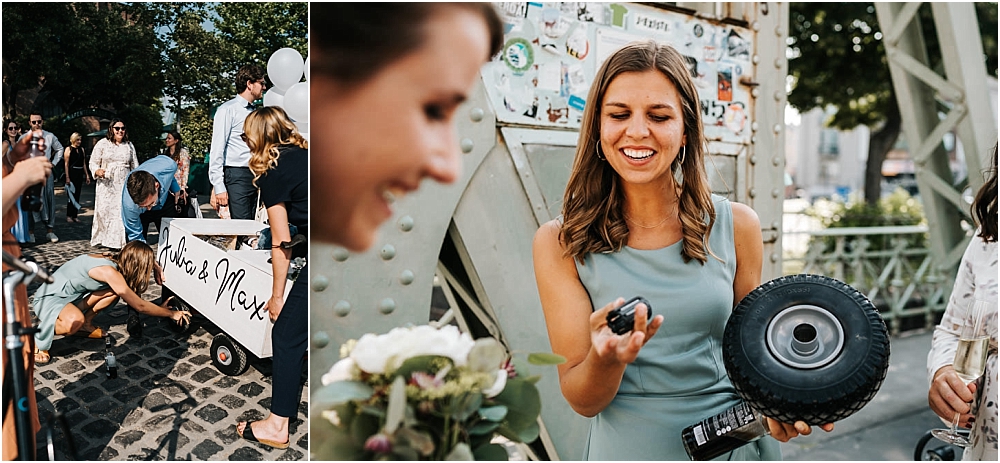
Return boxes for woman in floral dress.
[89,118,138,249]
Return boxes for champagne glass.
[931,299,991,447]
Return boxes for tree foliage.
[2,3,164,115]
[788,3,998,204]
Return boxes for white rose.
[321,357,358,385]
[351,325,476,374]
[483,369,508,398]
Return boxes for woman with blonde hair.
[237,106,308,449]
[90,118,138,249]
[31,240,190,364]
[63,132,91,223]
[532,40,831,460]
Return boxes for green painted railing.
[783,225,953,335]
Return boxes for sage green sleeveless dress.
[575,195,782,460]
[32,255,116,351]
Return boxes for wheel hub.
[766,304,845,369]
[217,346,233,366]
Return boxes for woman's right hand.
[590,297,664,364]
[928,365,977,426]
[94,168,106,179]
[170,309,192,326]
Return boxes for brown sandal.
[34,349,51,364]
[72,325,105,339]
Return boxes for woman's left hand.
[267,294,284,322]
[765,417,834,442]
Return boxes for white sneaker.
[46,232,58,243]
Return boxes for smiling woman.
[309,3,503,252]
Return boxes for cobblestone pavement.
[15,182,307,460]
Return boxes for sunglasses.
[6,126,17,131]
[112,126,126,132]
[29,120,42,125]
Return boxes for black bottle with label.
[681,400,769,461]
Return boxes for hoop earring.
[677,145,686,166]
[597,144,606,161]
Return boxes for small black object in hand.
[606,296,653,335]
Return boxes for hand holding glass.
[931,299,990,447]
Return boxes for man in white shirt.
[208,64,267,220]
[18,111,64,242]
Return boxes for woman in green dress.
[532,41,833,460]
[32,240,190,364]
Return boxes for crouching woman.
[32,240,190,364]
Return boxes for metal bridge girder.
[874,2,994,274]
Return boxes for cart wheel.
[211,333,249,376]
[723,274,890,425]
[167,297,198,335]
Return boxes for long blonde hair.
[245,106,308,186]
[104,241,154,295]
[560,40,716,265]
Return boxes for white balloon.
[303,56,309,81]
[267,48,303,92]
[283,82,309,122]
[263,88,285,108]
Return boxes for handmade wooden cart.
[156,218,292,376]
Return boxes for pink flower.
[410,371,443,390]
[502,358,517,378]
[364,433,392,454]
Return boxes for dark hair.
[106,118,130,144]
[235,64,265,94]
[29,110,42,118]
[973,143,998,242]
[127,170,158,205]
[163,130,184,161]
[3,118,18,143]
[311,3,503,87]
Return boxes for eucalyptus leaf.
[478,405,508,422]
[527,352,566,365]
[473,443,510,461]
[517,420,540,443]
[385,376,406,434]
[468,338,507,373]
[468,420,501,436]
[445,443,474,461]
[311,380,373,408]
[522,375,542,385]
[492,379,541,441]
[449,392,483,422]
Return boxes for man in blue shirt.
[208,64,267,220]
[122,155,186,244]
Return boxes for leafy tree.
[2,3,164,116]
[212,2,309,95]
[178,105,215,162]
[788,3,998,205]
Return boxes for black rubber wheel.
[723,274,890,425]
[211,333,249,376]
[165,296,198,335]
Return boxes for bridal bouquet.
[311,324,564,460]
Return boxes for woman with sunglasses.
[90,118,138,249]
[3,120,32,244]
